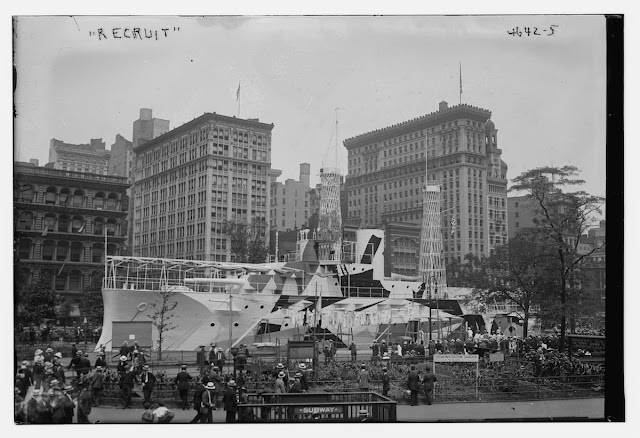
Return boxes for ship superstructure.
[97,228,464,351]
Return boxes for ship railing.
[104,275,307,295]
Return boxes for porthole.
[260,305,264,309]
[244,305,248,309]
[284,323,289,327]
[234,323,239,327]
[210,323,215,327]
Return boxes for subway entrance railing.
[238,391,397,422]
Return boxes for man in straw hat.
[223,380,238,423]
[119,366,136,409]
[200,381,216,423]
[298,363,309,392]
[274,371,286,394]
[116,355,129,374]
[140,364,156,405]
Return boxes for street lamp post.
[428,276,435,342]
[83,317,87,350]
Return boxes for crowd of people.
[15,346,98,424]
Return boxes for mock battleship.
[96,228,464,352]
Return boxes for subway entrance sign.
[293,406,342,415]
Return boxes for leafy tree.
[222,220,269,263]
[510,165,605,351]
[79,272,105,327]
[147,290,179,360]
[16,277,61,326]
[472,236,556,338]
[446,253,483,287]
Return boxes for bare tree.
[147,291,179,360]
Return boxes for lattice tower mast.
[318,108,343,260]
[419,163,447,298]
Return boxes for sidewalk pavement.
[396,398,604,422]
[81,398,604,424]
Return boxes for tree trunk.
[559,280,567,353]
[522,312,529,339]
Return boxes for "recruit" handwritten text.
[89,27,181,41]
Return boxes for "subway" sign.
[293,406,342,415]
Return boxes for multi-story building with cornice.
[131,113,274,261]
[14,162,129,317]
[48,138,111,175]
[343,101,508,265]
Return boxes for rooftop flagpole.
[236,82,241,118]
[459,61,462,105]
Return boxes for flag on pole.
[459,62,462,94]
[450,217,457,235]
[236,82,241,101]
[41,227,48,237]
[57,260,67,276]
[78,223,85,233]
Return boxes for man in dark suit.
[223,380,238,423]
[90,366,105,407]
[95,351,107,369]
[214,348,226,370]
[114,341,130,359]
[140,364,156,405]
[190,379,207,423]
[422,364,437,405]
[79,353,92,376]
[407,365,420,406]
[381,366,390,397]
[119,369,135,409]
[175,364,192,410]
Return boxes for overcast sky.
[14,15,606,196]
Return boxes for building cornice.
[133,112,275,155]
[343,104,491,150]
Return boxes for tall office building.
[131,112,274,261]
[344,101,508,264]
[48,138,111,175]
[269,163,311,232]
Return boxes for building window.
[18,239,32,260]
[72,190,85,207]
[55,273,67,291]
[70,242,83,262]
[42,240,55,261]
[92,243,104,263]
[72,216,85,233]
[94,192,105,209]
[93,218,104,235]
[56,241,69,261]
[45,187,57,205]
[18,212,33,230]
